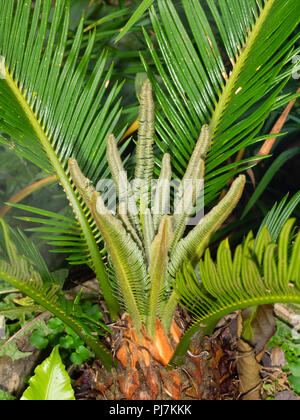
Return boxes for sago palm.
[0,0,299,400]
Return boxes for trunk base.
[75,315,239,400]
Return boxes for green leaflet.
[115,0,154,42]
[21,346,75,400]
[256,191,300,243]
[106,134,142,238]
[68,157,148,334]
[171,158,205,253]
[171,219,300,366]
[68,157,96,205]
[135,79,155,208]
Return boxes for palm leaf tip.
[68,158,95,204]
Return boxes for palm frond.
[172,218,300,366]
[0,0,124,318]
[257,191,300,242]
[0,218,113,370]
[147,215,173,338]
[7,202,93,265]
[141,0,300,205]
[68,155,149,332]
[115,0,154,43]
[90,192,149,334]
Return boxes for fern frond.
[147,215,173,338]
[172,219,300,366]
[152,153,172,233]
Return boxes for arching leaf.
[172,219,300,366]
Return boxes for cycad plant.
[0,0,300,400]
[67,78,245,356]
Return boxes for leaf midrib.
[171,292,300,365]
[4,68,119,319]
[209,0,275,136]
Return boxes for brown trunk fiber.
[75,316,239,400]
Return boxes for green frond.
[143,208,155,262]
[8,201,102,266]
[90,192,149,335]
[0,0,123,319]
[115,0,154,43]
[169,175,246,277]
[171,158,205,253]
[142,0,300,204]
[68,158,96,206]
[117,202,144,251]
[106,134,142,238]
[0,218,113,370]
[171,219,300,366]
[181,125,211,184]
[152,153,172,233]
[147,215,173,338]
[134,79,155,208]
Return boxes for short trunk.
[76,315,239,400]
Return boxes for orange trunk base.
[75,316,239,400]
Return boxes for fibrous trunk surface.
[74,315,239,400]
